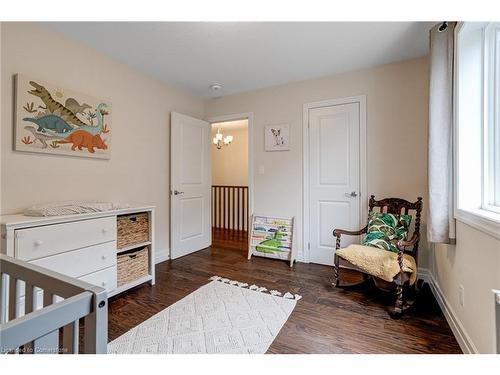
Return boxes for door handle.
[173,190,184,195]
[345,191,359,198]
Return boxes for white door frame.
[302,96,367,263]
[206,112,255,226]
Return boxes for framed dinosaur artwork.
[14,74,112,159]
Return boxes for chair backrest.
[368,195,423,258]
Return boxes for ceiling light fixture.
[209,83,223,92]
[213,128,233,150]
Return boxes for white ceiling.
[47,22,434,98]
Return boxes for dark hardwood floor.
[108,229,462,354]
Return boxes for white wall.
[430,223,500,353]
[0,23,205,261]
[211,120,248,186]
[205,57,430,264]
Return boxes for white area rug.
[108,276,301,354]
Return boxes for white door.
[308,102,361,265]
[170,112,211,259]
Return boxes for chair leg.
[403,278,425,311]
[390,284,404,318]
[332,254,340,287]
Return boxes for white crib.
[0,254,107,354]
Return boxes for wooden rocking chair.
[332,195,423,317]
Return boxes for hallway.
[212,227,248,253]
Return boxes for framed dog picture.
[265,124,290,151]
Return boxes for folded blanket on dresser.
[24,201,131,217]
[336,244,417,285]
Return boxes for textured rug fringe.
[209,275,302,301]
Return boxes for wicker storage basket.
[117,247,149,287]
[117,213,149,249]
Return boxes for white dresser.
[0,205,155,300]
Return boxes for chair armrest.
[333,226,367,237]
[397,233,420,249]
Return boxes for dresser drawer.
[15,217,116,261]
[30,241,117,278]
[80,265,117,293]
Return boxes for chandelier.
[212,128,233,149]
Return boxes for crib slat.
[43,290,53,307]
[29,289,59,354]
[23,283,35,354]
[33,330,59,355]
[8,276,18,321]
[25,283,34,314]
[0,273,7,324]
[8,278,21,353]
[62,320,79,354]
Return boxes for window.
[455,22,500,238]
[484,23,500,212]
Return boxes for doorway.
[209,114,253,252]
[170,112,253,259]
[303,96,367,266]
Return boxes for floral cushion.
[363,213,412,253]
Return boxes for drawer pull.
[101,255,107,260]
[34,240,43,247]
[101,281,107,287]
[102,228,109,234]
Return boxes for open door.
[170,112,211,259]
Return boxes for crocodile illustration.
[23,115,74,134]
[23,125,60,149]
[49,103,109,137]
[65,98,91,115]
[255,226,289,254]
[27,81,88,127]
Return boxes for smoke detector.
[209,83,223,92]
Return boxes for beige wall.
[211,120,248,186]
[0,23,205,261]
[430,223,500,353]
[205,57,430,263]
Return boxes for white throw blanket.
[24,201,131,217]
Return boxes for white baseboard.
[155,248,170,264]
[420,267,478,354]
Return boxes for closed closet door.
[308,102,361,265]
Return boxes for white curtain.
[428,22,457,244]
